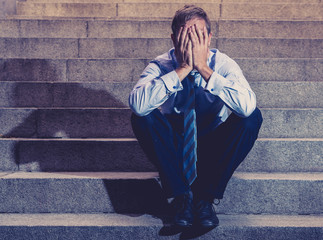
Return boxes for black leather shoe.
[195,199,219,228]
[173,191,194,228]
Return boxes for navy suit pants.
[131,107,263,201]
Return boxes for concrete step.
[1,38,322,58]
[1,58,322,82]
[0,171,322,214]
[220,3,323,20]
[1,213,322,240]
[0,138,321,173]
[24,0,322,3]
[16,2,323,20]
[26,0,222,2]
[217,38,323,58]
[0,81,322,109]
[0,108,321,138]
[16,2,221,18]
[16,2,118,18]
[2,19,322,39]
[218,20,323,39]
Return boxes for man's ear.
[208,32,213,47]
[171,34,176,47]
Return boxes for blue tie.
[183,73,197,186]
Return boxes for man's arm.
[205,58,256,117]
[189,25,213,82]
[189,24,256,117]
[129,26,194,116]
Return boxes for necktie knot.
[188,72,197,84]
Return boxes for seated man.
[129,5,262,229]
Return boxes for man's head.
[171,5,211,38]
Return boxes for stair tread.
[1,213,322,227]
[0,137,322,140]
[1,171,322,180]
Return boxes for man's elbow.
[131,107,150,117]
[242,104,256,118]
[129,96,150,117]
[240,98,257,118]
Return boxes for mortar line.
[86,21,89,38]
[77,38,80,58]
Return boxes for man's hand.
[174,26,193,81]
[189,25,213,81]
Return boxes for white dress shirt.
[129,48,256,128]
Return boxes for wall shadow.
[0,79,180,234]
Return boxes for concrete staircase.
[0,0,322,239]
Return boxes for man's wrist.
[175,65,193,81]
[196,64,213,82]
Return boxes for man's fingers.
[203,26,208,45]
[179,26,187,47]
[189,26,198,46]
[195,24,204,44]
[183,28,190,49]
[176,26,183,45]
[187,40,193,66]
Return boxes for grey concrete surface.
[36,109,132,138]
[26,0,222,3]
[1,38,322,58]
[260,108,323,138]
[0,108,321,138]
[217,38,323,58]
[117,3,220,19]
[0,140,19,171]
[240,139,323,173]
[0,59,67,82]
[17,2,117,18]
[0,19,87,38]
[1,58,322,82]
[237,58,323,82]
[0,138,321,172]
[221,3,323,20]
[66,59,149,82]
[79,38,323,58]
[1,19,323,39]
[218,20,323,39]
[1,213,321,240]
[78,38,173,58]
[0,38,78,58]
[0,81,322,108]
[0,108,37,138]
[0,82,132,107]
[0,0,16,18]
[0,172,322,214]
[16,2,322,20]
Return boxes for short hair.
[171,5,211,36]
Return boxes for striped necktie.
[183,73,197,186]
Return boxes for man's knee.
[238,107,263,133]
[131,110,156,128]
[131,109,170,133]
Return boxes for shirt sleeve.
[205,57,256,117]
[129,62,183,116]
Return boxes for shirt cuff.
[205,72,226,96]
[161,70,183,94]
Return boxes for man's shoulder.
[211,49,231,61]
[150,48,176,74]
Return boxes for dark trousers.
[131,107,263,200]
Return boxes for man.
[129,5,262,228]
